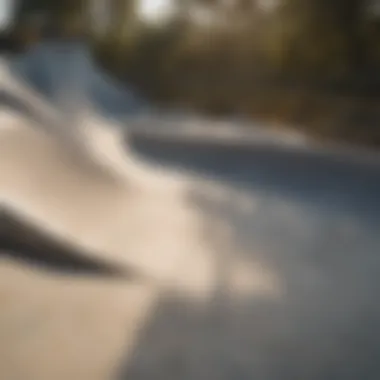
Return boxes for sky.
[138,0,175,24]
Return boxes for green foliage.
[11,0,380,146]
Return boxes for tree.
[264,0,369,80]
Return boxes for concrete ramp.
[9,41,146,119]
[0,49,232,379]
[0,49,216,380]
[0,56,208,282]
[2,44,380,380]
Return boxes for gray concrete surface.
[1,44,380,380]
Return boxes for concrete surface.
[1,45,380,380]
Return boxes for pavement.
[1,45,380,380]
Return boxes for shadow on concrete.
[0,207,129,277]
[118,137,380,379]
[129,134,380,225]
[118,173,380,379]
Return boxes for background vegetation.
[5,0,380,147]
